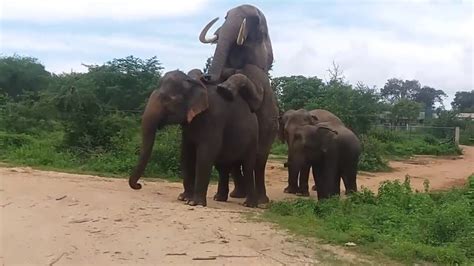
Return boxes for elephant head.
[129,69,209,189]
[199,4,273,82]
[279,109,318,145]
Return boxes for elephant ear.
[184,77,209,123]
[314,124,339,153]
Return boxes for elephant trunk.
[206,17,242,82]
[129,93,164,190]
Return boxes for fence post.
[454,127,460,145]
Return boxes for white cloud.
[0,0,209,21]
[269,3,473,107]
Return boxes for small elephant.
[129,69,262,207]
[279,109,345,193]
[281,109,361,199]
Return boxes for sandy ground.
[1,146,473,265]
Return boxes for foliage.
[264,176,474,264]
[390,99,421,124]
[452,90,474,113]
[358,135,389,172]
[305,82,381,134]
[271,75,324,111]
[0,55,51,100]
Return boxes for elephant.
[199,4,273,83]
[280,109,361,196]
[128,69,263,207]
[214,64,279,203]
[279,109,345,192]
[281,109,361,198]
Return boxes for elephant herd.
[128,5,361,207]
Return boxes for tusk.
[236,18,247,45]
[199,17,219,44]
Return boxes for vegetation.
[0,54,470,179]
[264,175,474,264]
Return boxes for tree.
[413,86,447,117]
[380,78,420,104]
[0,55,51,100]
[451,90,474,112]
[390,99,421,125]
[203,56,213,74]
[305,81,381,134]
[271,76,324,111]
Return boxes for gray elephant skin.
[128,69,264,207]
[281,109,361,199]
[199,5,278,203]
[199,4,273,82]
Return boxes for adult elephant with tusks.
[199,4,273,83]
[199,5,278,203]
[128,69,261,207]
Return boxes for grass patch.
[263,176,474,265]
[0,128,182,180]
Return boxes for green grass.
[263,176,474,265]
[0,128,182,180]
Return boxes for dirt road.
[1,146,473,265]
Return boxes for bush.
[265,176,474,264]
[358,135,390,172]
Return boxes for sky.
[1,0,473,108]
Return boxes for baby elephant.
[282,110,361,199]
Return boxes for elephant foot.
[284,186,299,194]
[257,194,270,204]
[229,188,247,198]
[311,185,317,191]
[296,190,310,197]
[243,198,258,208]
[187,195,207,207]
[213,192,228,202]
[177,192,192,202]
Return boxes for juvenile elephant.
[281,109,361,198]
[128,69,262,207]
[279,109,345,193]
[199,4,273,82]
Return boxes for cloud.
[0,0,209,22]
[269,2,473,104]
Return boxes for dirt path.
[1,146,473,265]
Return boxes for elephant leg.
[229,165,247,198]
[316,161,339,200]
[242,154,258,208]
[188,146,216,207]
[284,161,299,194]
[296,164,311,197]
[341,161,358,195]
[311,166,318,191]
[178,142,195,202]
[255,155,270,204]
[214,164,230,202]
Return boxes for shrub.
[358,135,389,172]
[265,175,474,264]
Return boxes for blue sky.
[1,0,472,107]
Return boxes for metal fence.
[373,124,458,144]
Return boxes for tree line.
[0,54,472,175]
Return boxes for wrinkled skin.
[129,69,261,207]
[199,4,273,83]
[215,64,279,203]
[279,109,360,196]
[281,109,361,198]
[279,109,344,193]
